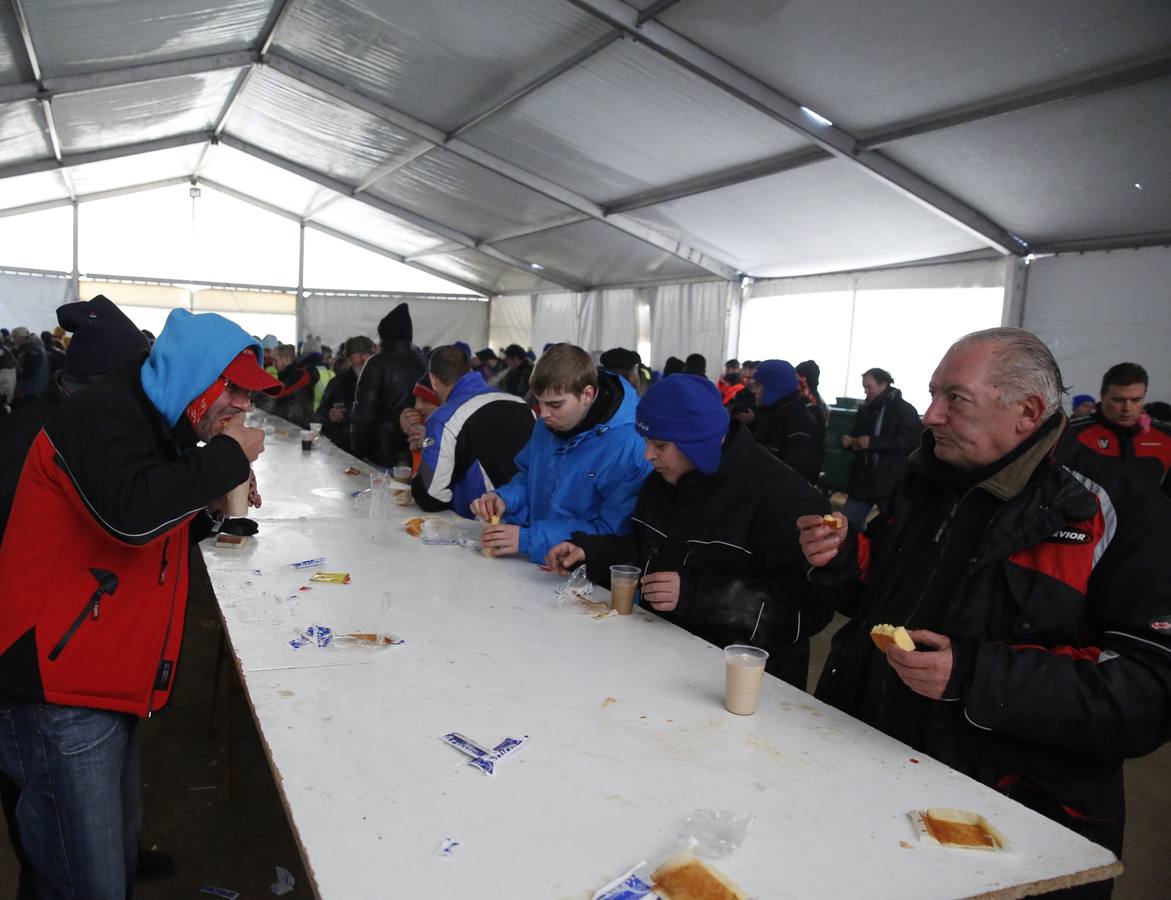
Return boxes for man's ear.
[1018,394,1047,432]
[580,384,597,404]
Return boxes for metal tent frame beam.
[0,131,210,181]
[0,176,191,219]
[263,52,741,281]
[217,134,587,292]
[565,0,1024,255]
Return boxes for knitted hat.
[754,359,799,406]
[378,303,412,344]
[475,347,497,362]
[635,374,729,475]
[453,341,473,360]
[57,294,149,378]
[600,347,640,371]
[663,356,684,376]
[261,334,279,351]
[1071,394,1095,410]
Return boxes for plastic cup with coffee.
[609,565,641,615]
[392,465,414,506]
[224,477,251,518]
[300,429,315,451]
[724,645,769,715]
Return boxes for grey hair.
[949,327,1065,417]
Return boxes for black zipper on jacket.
[158,537,170,584]
[146,539,183,716]
[48,568,118,662]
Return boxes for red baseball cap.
[224,349,282,395]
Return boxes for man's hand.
[471,493,506,521]
[221,414,265,462]
[545,542,585,575]
[247,469,262,509]
[886,630,953,700]
[854,435,870,450]
[797,513,847,567]
[480,523,520,557]
[640,571,680,611]
[399,407,422,434]
[840,434,853,449]
[406,421,426,452]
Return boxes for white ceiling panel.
[0,2,29,84]
[273,0,612,132]
[311,195,451,258]
[493,219,711,286]
[0,100,50,165]
[0,169,68,211]
[658,0,1171,133]
[200,143,333,219]
[369,149,578,241]
[410,248,565,294]
[624,159,987,278]
[884,79,1171,244]
[461,38,810,204]
[53,69,242,154]
[67,144,203,196]
[20,0,269,76]
[227,66,419,185]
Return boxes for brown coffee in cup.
[724,645,769,715]
[609,565,640,615]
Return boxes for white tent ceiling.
[1,0,1169,297]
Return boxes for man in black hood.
[349,303,425,469]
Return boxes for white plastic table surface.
[201,416,1121,899]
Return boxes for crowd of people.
[2,297,1171,899]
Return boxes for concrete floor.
[0,575,1166,898]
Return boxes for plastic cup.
[392,465,414,506]
[609,565,641,615]
[309,422,323,434]
[724,645,769,715]
[300,429,314,451]
[224,478,250,517]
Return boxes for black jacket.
[574,420,833,687]
[813,417,1171,856]
[349,342,425,469]
[0,372,68,541]
[314,368,358,453]
[263,355,321,430]
[846,386,921,502]
[750,390,822,484]
[497,359,533,398]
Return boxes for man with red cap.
[0,307,280,899]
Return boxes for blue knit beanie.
[635,374,729,475]
[1071,394,1094,410]
[754,359,799,406]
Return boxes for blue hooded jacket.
[496,374,652,563]
[141,308,263,426]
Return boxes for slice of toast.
[651,853,746,900]
[870,624,915,652]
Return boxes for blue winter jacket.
[495,375,652,563]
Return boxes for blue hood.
[141,308,262,426]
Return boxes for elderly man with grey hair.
[798,327,1171,898]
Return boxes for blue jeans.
[0,700,140,899]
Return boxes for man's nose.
[922,398,946,425]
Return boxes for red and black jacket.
[813,416,1171,854]
[1069,410,1171,497]
[0,362,249,716]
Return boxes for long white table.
[201,412,1121,898]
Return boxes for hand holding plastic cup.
[724,645,769,715]
[609,565,641,615]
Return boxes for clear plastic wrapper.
[420,517,482,549]
[676,809,752,859]
[556,565,613,617]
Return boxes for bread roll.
[870,624,915,652]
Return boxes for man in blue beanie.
[0,307,279,898]
[545,374,834,689]
[749,359,823,484]
[1070,393,1096,419]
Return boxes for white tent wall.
[578,288,637,355]
[649,281,731,374]
[740,259,1006,412]
[531,291,581,352]
[488,294,533,351]
[300,293,489,353]
[1021,246,1171,406]
[0,270,75,332]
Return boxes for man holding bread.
[798,327,1171,895]
[0,307,279,899]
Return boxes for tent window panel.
[0,207,73,273]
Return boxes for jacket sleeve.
[411,415,453,513]
[47,420,249,547]
[348,362,381,462]
[571,531,640,588]
[956,489,1171,760]
[868,401,921,455]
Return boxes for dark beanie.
[600,347,640,371]
[755,359,800,406]
[663,356,685,377]
[635,374,729,475]
[57,295,149,378]
[454,341,472,360]
[378,303,412,344]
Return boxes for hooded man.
[350,303,425,469]
[0,307,280,899]
[750,359,823,485]
[545,375,833,688]
[472,343,652,563]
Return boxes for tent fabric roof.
[1,0,1169,296]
